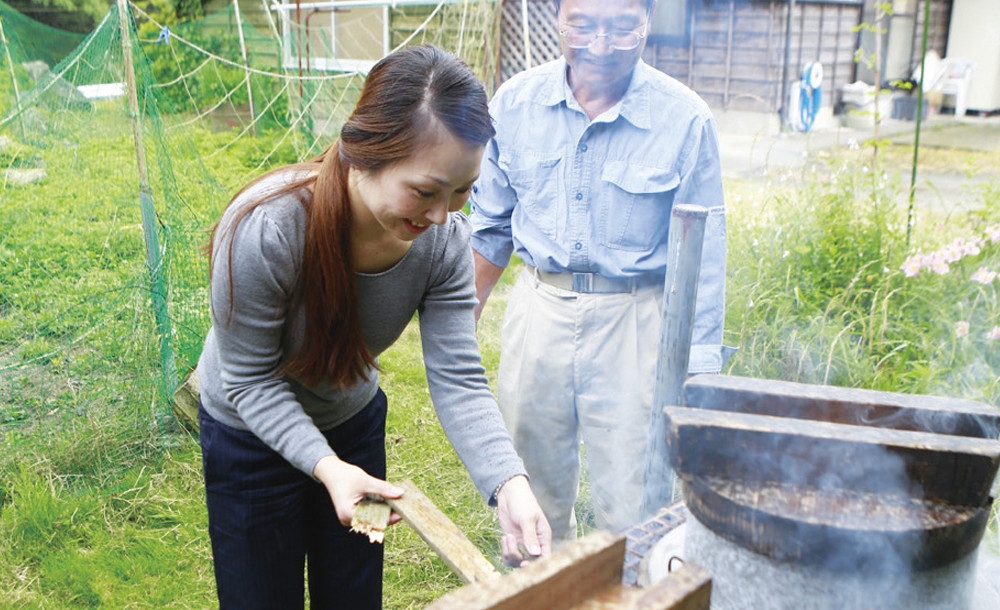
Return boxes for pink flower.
[961,240,982,257]
[986,225,1000,244]
[987,326,1000,341]
[941,242,964,263]
[955,321,970,338]
[929,253,950,275]
[971,267,997,284]
[901,255,923,277]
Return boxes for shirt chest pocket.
[505,156,563,241]
[600,161,680,251]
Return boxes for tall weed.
[727,147,1000,407]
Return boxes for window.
[279,1,390,73]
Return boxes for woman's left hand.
[495,475,552,567]
[313,455,404,526]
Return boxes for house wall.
[945,0,1000,113]
[649,1,863,112]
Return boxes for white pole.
[232,0,258,135]
[520,0,531,70]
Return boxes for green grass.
[2,111,1000,606]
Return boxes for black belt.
[527,266,661,294]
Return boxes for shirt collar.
[535,57,653,130]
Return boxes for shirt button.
[580,144,588,152]
[575,192,583,200]
[575,242,582,250]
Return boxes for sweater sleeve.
[209,198,336,477]
[417,214,526,503]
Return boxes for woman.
[196,44,551,608]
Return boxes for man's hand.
[495,475,552,567]
[313,455,404,526]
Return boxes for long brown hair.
[208,45,495,387]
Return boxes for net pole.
[0,16,26,139]
[117,0,180,419]
[233,0,258,135]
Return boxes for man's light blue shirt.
[469,57,728,373]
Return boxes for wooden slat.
[632,563,711,610]
[683,374,1000,439]
[568,563,711,610]
[386,479,499,584]
[664,406,1000,507]
[428,530,626,610]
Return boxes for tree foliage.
[6,0,203,33]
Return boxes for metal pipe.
[640,203,708,519]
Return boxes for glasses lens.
[610,32,642,50]
[561,28,591,48]
[559,26,644,51]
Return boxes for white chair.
[935,58,975,117]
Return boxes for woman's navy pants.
[199,389,388,609]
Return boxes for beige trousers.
[498,269,663,542]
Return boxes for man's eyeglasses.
[558,22,648,51]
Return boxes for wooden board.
[663,406,1000,507]
[682,374,1000,439]
[428,530,626,610]
[429,529,711,610]
[571,563,711,610]
[386,479,499,584]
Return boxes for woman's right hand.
[312,455,404,526]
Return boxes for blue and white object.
[798,62,823,132]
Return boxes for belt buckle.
[571,272,594,293]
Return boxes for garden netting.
[0,0,501,485]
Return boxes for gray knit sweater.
[196,173,525,502]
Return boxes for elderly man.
[469,0,728,541]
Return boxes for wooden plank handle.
[386,479,500,584]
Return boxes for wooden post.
[641,204,708,520]
[116,0,179,409]
[117,0,148,189]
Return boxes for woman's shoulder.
[225,172,309,229]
